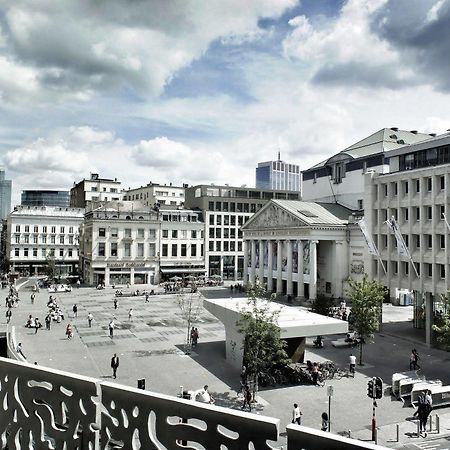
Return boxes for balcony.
[0,354,382,450]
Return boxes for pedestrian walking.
[241,385,252,412]
[16,342,26,359]
[72,304,78,318]
[410,348,420,370]
[292,403,302,425]
[145,293,149,302]
[113,299,118,310]
[66,323,73,339]
[415,391,432,436]
[34,318,42,334]
[111,353,119,379]
[76,279,81,288]
[321,412,329,431]
[109,319,115,338]
[87,312,93,328]
[30,293,35,304]
[45,314,51,330]
[349,353,356,376]
[128,308,133,321]
[5,308,12,324]
[192,327,199,347]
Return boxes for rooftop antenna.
[277,150,281,161]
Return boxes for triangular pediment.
[244,203,307,229]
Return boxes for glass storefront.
[223,256,235,280]
[209,256,221,276]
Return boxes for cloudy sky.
[1,0,450,204]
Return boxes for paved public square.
[7,278,450,449]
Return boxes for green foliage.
[432,290,450,351]
[312,295,334,316]
[346,273,385,364]
[45,254,57,280]
[237,281,290,386]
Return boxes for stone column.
[258,240,264,284]
[286,240,293,295]
[276,240,283,294]
[267,240,273,292]
[104,267,110,286]
[334,241,345,299]
[309,240,318,300]
[297,240,304,298]
[425,292,433,347]
[130,267,135,285]
[249,240,256,285]
[243,240,249,285]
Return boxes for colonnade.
[243,239,318,300]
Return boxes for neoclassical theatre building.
[241,200,366,300]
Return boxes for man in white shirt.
[292,403,302,425]
[197,385,215,404]
[349,353,356,376]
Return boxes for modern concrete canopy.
[203,297,348,369]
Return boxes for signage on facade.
[107,262,150,268]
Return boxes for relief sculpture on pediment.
[249,205,302,229]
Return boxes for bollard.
[348,430,351,439]
[396,424,399,442]
[429,415,433,432]
[180,386,184,397]
[436,415,440,434]
[375,427,379,444]
[417,419,420,437]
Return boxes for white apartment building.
[123,182,185,208]
[6,206,84,275]
[159,208,205,279]
[365,132,450,345]
[80,202,159,286]
[70,173,122,208]
[302,128,432,210]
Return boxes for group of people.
[190,327,199,347]
[292,403,329,432]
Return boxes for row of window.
[208,215,250,226]
[208,202,263,213]
[378,175,446,198]
[161,244,203,258]
[91,187,118,193]
[98,228,157,239]
[13,248,77,258]
[377,260,448,279]
[375,205,446,223]
[98,242,156,257]
[208,228,242,239]
[14,225,76,233]
[208,241,243,252]
[14,235,77,245]
[162,230,202,239]
[375,233,446,250]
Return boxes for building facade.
[184,185,301,280]
[302,128,432,211]
[70,173,122,208]
[6,206,84,276]
[123,182,185,208]
[365,132,450,345]
[242,200,363,300]
[256,155,301,192]
[0,167,12,221]
[80,202,159,286]
[21,190,70,207]
[159,208,205,280]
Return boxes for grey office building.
[0,168,12,220]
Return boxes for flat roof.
[204,298,347,338]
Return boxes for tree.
[237,280,290,397]
[432,290,450,350]
[346,273,385,365]
[312,294,334,316]
[177,286,203,354]
[46,254,57,281]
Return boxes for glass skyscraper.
[0,168,12,220]
[255,155,301,192]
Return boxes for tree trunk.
[358,341,363,366]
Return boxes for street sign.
[327,385,334,397]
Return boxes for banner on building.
[292,241,298,273]
[357,218,380,257]
[386,216,411,258]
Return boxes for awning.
[160,268,206,274]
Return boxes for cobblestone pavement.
[7,279,450,449]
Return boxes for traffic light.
[375,377,383,399]
[367,379,374,399]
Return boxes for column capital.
[335,240,345,245]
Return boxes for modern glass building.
[255,155,301,192]
[0,167,12,220]
[21,190,70,207]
